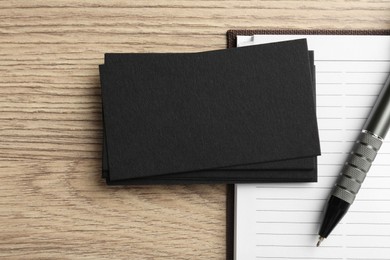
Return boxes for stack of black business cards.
[99,39,320,184]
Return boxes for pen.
[317,74,390,247]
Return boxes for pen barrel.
[331,131,382,204]
[363,75,390,139]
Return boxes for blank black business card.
[102,50,315,171]
[101,50,317,184]
[100,39,320,181]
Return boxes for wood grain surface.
[0,1,389,259]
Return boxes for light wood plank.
[0,0,389,259]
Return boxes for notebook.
[234,34,390,259]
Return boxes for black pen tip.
[316,236,324,247]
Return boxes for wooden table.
[1,1,389,259]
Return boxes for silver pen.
[317,74,390,246]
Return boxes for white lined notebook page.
[235,35,390,260]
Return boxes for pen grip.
[331,131,382,204]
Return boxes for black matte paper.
[101,50,317,184]
[100,39,320,182]
[102,52,316,171]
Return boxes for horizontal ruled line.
[346,222,390,225]
[345,82,384,85]
[256,221,320,224]
[356,199,390,202]
[346,258,390,260]
[346,234,390,237]
[317,83,343,85]
[256,257,342,260]
[347,246,390,249]
[256,232,317,236]
[345,94,378,97]
[256,198,327,201]
[255,187,331,190]
[256,244,342,248]
[256,209,323,212]
[346,259,390,260]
